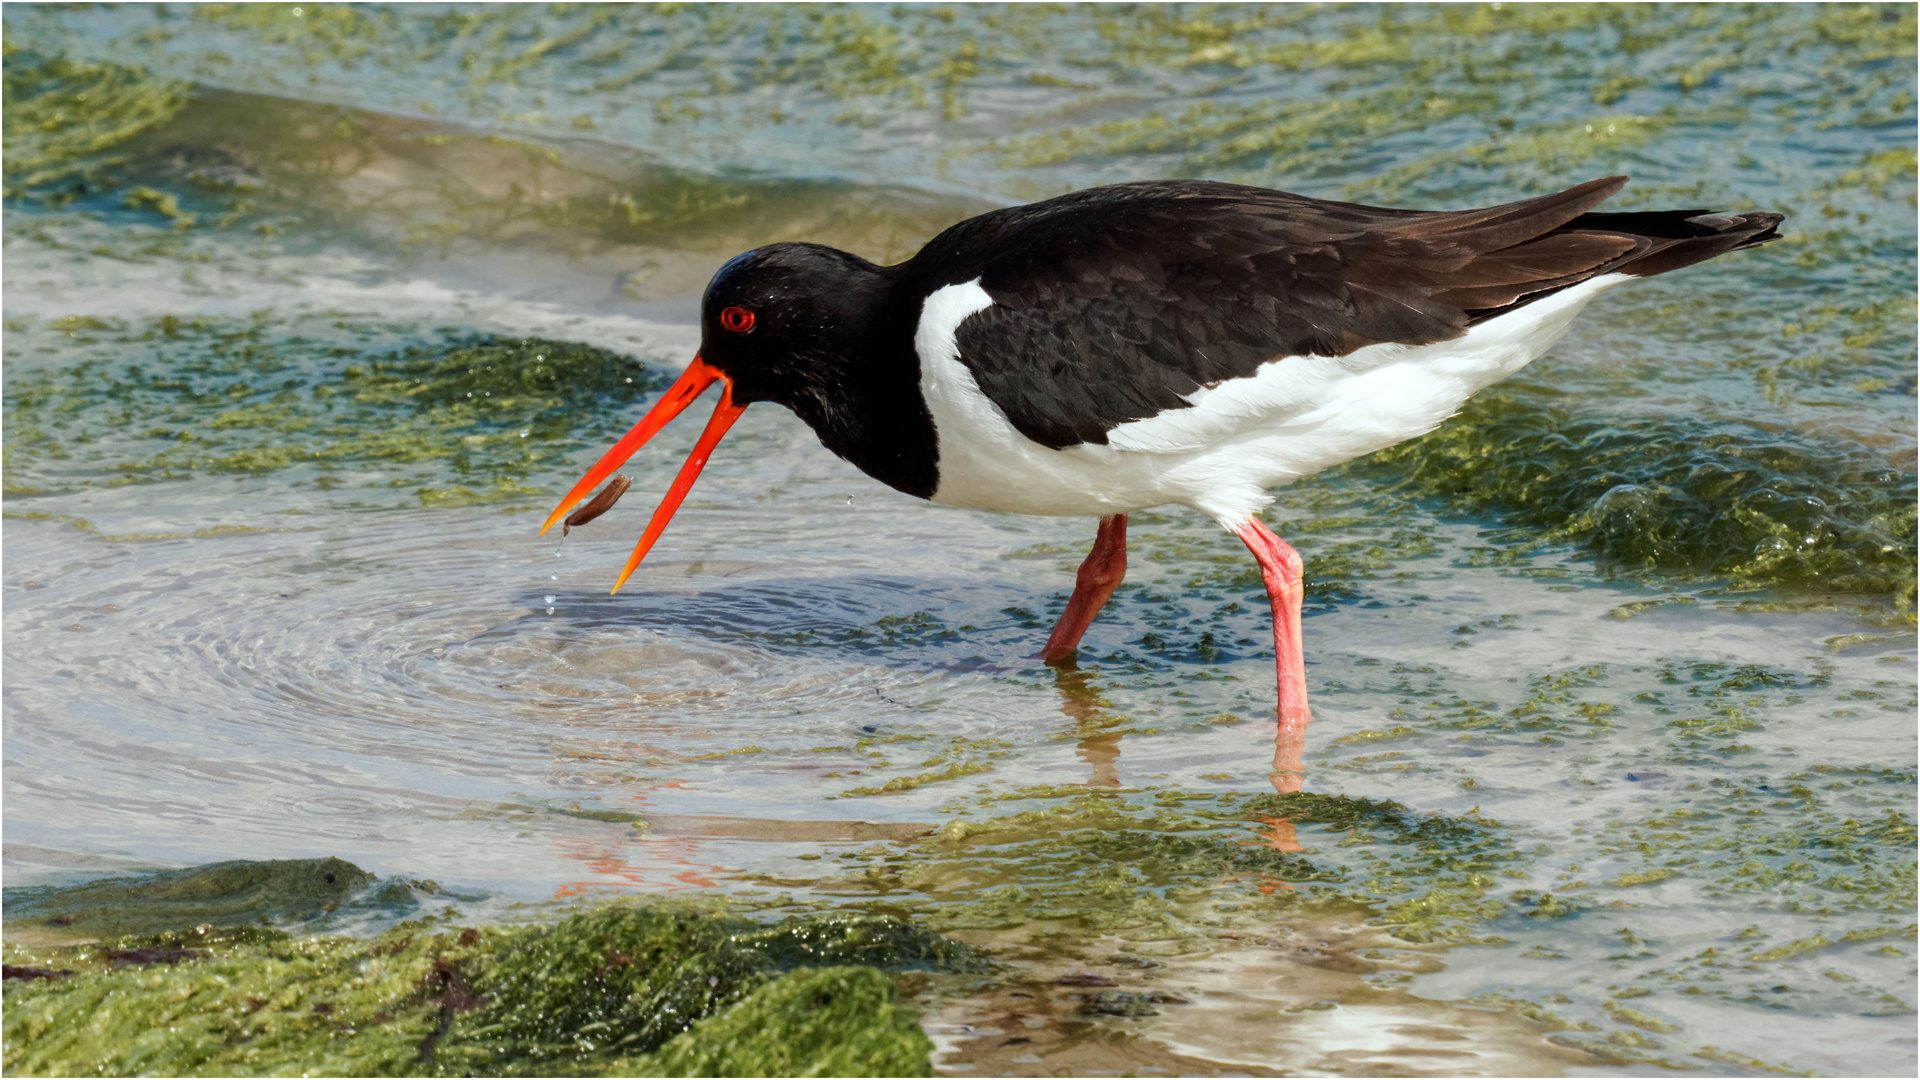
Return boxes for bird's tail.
[1559,207,1785,279]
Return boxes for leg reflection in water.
[1257,716,1309,853]
[1050,663,1124,788]
[1050,658,1311,841]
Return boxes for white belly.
[916,274,1629,527]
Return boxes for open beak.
[540,355,747,593]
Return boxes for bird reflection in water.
[1049,661,1310,855]
[1049,663,1125,788]
[1259,718,1308,854]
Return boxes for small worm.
[563,476,631,536]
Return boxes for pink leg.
[1232,517,1312,730]
[1039,514,1127,664]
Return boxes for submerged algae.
[1585,769,1918,915]
[1,45,189,204]
[4,857,372,941]
[3,317,665,504]
[2,897,969,1077]
[843,791,1520,949]
[1352,387,1919,613]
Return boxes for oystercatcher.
[541,176,1781,732]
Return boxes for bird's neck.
[771,276,941,500]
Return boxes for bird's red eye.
[719,306,755,333]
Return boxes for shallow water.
[4,5,1915,1077]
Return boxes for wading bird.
[541,177,1780,746]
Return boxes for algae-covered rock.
[1355,390,1918,612]
[451,906,978,1071]
[4,857,374,940]
[625,966,933,1078]
[2,898,973,1077]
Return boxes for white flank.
[917,273,1632,526]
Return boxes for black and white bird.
[542,176,1781,732]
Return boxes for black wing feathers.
[906,178,1780,450]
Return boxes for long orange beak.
[540,355,747,593]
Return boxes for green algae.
[1,45,190,204]
[1330,725,1417,747]
[1593,919,1920,1035]
[625,966,932,1078]
[1585,773,1917,915]
[821,791,1521,950]
[826,735,1013,798]
[5,858,374,941]
[1350,387,1918,613]
[1284,649,1910,983]
[1604,1001,1681,1034]
[835,759,993,799]
[2,896,971,1077]
[1608,868,1677,889]
[442,905,973,1072]
[1510,892,1580,920]
[3,316,665,504]
[1110,411,1877,661]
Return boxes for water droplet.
[519,428,530,438]
[545,595,556,605]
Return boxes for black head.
[697,242,891,406]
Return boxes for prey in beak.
[539,355,746,593]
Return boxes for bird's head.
[538,243,885,593]
[696,243,886,404]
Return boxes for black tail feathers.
[1566,207,1785,279]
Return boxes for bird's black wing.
[903,178,1775,449]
